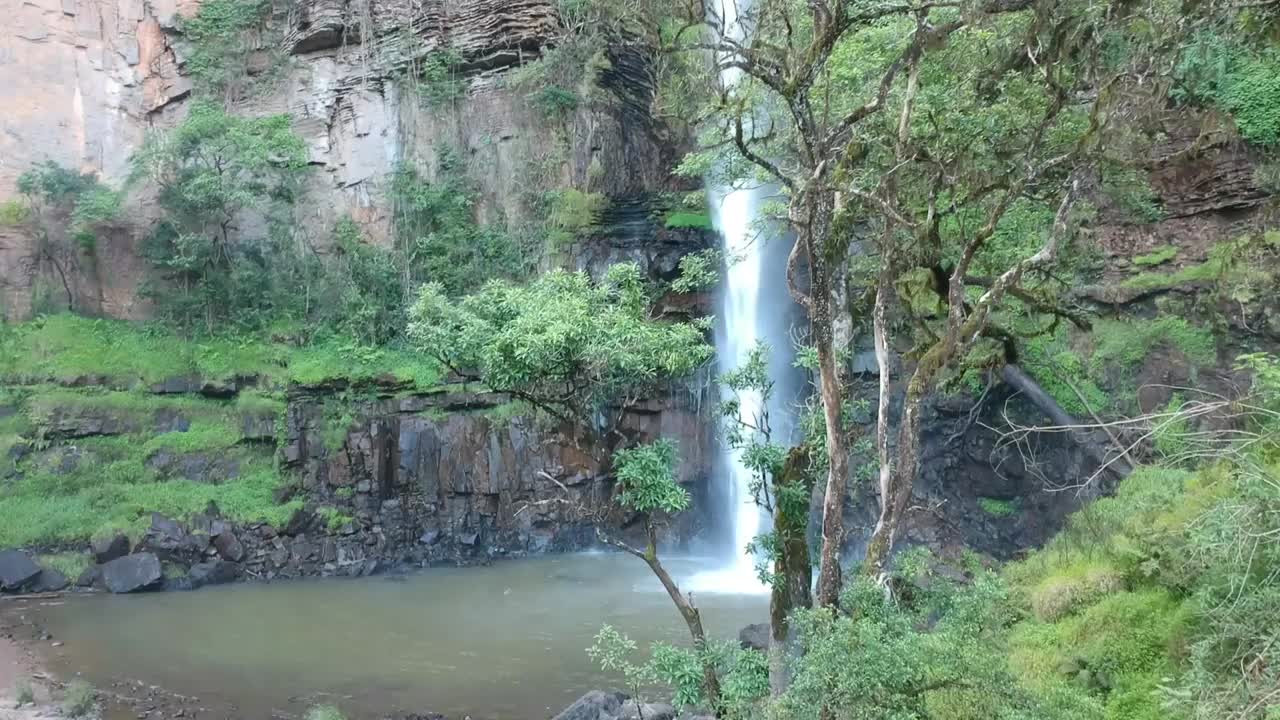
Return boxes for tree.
[130,101,308,332]
[15,161,122,312]
[407,262,727,705]
[719,341,814,693]
[666,0,1210,601]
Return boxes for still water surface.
[38,554,767,719]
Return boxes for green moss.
[1020,327,1111,416]
[316,506,353,532]
[0,315,441,390]
[1131,246,1177,267]
[664,211,714,231]
[1091,317,1217,371]
[978,497,1017,518]
[1120,259,1220,293]
[141,420,242,456]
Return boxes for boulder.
[137,513,208,564]
[738,622,769,652]
[620,703,676,720]
[553,690,628,720]
[101,553,163,593]
[212,531,246,562]
[27,568,69,593]
[75,565,101,588]
[91,533,131,564]
[0,550,41,592]
[187,560,239,589]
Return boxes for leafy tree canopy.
[407,263,712,430]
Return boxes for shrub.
[61,680,95,718]
[12,677,34,706]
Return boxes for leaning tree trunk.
[637,521,722,708]
[769,446,815,694]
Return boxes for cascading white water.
[688,0,771,595]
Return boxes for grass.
[61,680,95,718]
[1131,245,1177,267]
[664,211,714,231]
[1090,316,1217,371]
[977,497,1017,518]
[141,419,242,457]
[37,552,91,579]
[0,441,299,547]
[1120,259,1220,293]
[0,314,442,389]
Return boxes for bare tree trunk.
[769,446,814,694]
[803,197,851,608]
[866,265,896,578]
[608,522,722,709]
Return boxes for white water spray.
[688,0,771,595]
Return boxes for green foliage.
[588,625,767,717]
[768,564,1066,720]
[17,161,122,252]
[61,681,95,718]
[390,158,530,297]
[1090,317,1217,372]
[0,198,29,225]
[1020,327,1111,416]
[670,249,721,294]
[11,677,35,706]
[1131,246,1177,267]
[407,264,711,427]
[181,0,271,92]
[544,188,608,249]
[977,497,1016,518]
[132,102,308,333]
[416,50,465,106]
[664,211,714,231]
[1101,167,1164,224]
[0,392,301,548]
[0,314,441,390]
[532,86,580,117]
[1175,34,1280,148]
[615,440,689,514]
[316,506,353,532]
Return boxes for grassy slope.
[0,315,443,548]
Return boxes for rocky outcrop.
[271,383,716,575]
[0,551,42,592]
[552,691,675,720]
[100,553,163,593]
[0,0,694,320]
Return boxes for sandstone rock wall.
[1,0,690,318]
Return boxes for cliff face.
[0,0,689,317]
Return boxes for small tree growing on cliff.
[130,101,308,333]
[407,261,729,705]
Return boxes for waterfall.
[686,0,787,595]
